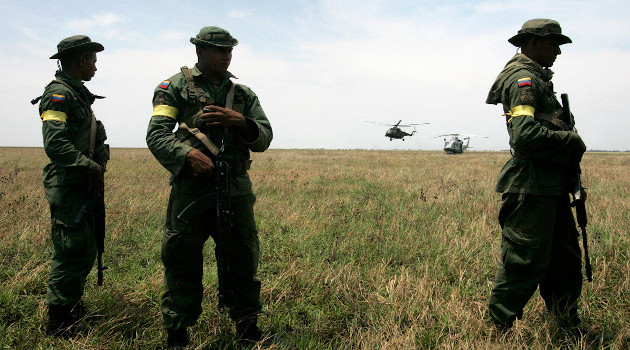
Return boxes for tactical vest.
[174,67,250,174]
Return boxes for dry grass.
[0,147,628,349]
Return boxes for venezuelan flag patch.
[517,77,532,87]
[51,94,65,103]
[159,80,171,89]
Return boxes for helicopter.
[366,120,430,141]
[434,134,487,154]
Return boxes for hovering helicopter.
[434,134,488,154]
[366,120,430,141]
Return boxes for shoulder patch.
[519,86,535,106]
[152,91,167,106]
[517,77,532,87]
[159,80,171,89]
[51,94,66,103]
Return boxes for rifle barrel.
[580,226,593,282]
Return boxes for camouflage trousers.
[488,193,582,326]
[161,192,262,330]
[45,185,97,307]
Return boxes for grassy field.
[0,147,628,349]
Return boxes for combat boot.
[71,301,86,319]
[167,328,189,349]
[555,309,582,333]
[236,316,263,344]
[45,304,74,338]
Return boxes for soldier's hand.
[186,148,214,176]
[200,105,247,129]
[88,160,104,195]
[569,133,586,163]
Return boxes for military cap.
[190,26,238,47]
[508,19,572,47]
[50,35,104,59]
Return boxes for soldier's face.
[535,37,562,68]
[199,45,232,75]
[80,52,98,81]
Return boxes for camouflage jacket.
[486,54,585,194]
[39,70,108,187]
[146,65,272,196]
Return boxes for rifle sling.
[89,113,97,159]
[179,123,220,156]
[535,110,572,131]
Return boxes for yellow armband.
[41,110,68,123]
[503,105,535,123]
[152,105,179,120]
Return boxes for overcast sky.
[2,0,629,151]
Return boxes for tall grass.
[0,148,628,349]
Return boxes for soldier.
[146,26,273,348]
[36,35,109,336]
[485,19,587,331]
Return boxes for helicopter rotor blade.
[432,134,459,138]
[395,123,431,127]
[456,134,488,138]
[365,121,398,126]
[366,122,394,126]
[464,135,489,138]
[366,120,430,127]
[432,133,488,138]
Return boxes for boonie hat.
[508,19,572,47]
[190,26,238,47]
[50,35,104,59]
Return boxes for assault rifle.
[75,113,107,286]
[562,93,593,282]
[177,138,233,309]
[75,170,106,286]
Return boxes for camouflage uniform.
[38,36,108,328]
[146,27,272,334]
[485,20,586,327]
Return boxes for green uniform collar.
[55,70,86,89]
[54,70,100,104]
[486,54,553,105]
